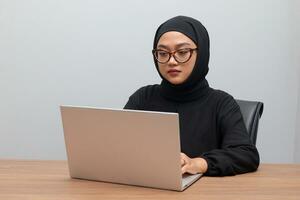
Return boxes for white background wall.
[293,0,300,163]
[0,0,299,163]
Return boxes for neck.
[159,78,210,102]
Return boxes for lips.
[167,69,181,73]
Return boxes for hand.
[181,152,208,175]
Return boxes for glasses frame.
[152,48,198,64]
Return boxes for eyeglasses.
[152,48,197,64]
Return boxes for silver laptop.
[60,105,202,191]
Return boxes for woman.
[124,16,259,176]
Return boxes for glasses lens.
[155,50,169,63]
[174,49,191,63]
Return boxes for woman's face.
[156,31,197,85]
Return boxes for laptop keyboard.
[182,173,202,188]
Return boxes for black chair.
[235,99,264,145]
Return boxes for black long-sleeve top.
[124,84,260,176]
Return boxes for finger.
[181,152,187,159]
[181,165,187,174]
[181,158,185,166]
[182,156,190,165]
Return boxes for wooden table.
[0,160,299,200]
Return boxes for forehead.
[157,31,196,47]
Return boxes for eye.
[177,49,190,56]
[157,51,169,57]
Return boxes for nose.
[167,55,178,66]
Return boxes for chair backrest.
[235,99,264,145]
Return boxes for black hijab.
[153,16,210,102]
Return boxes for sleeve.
[201,93,260,176]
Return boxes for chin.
[162,74,184,85]
[168,79,184,85]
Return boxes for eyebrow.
[157,42,192,50]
